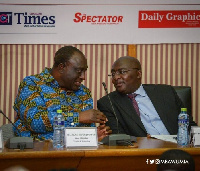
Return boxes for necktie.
[128,93,140,117]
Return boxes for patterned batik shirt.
[13,68,94,140]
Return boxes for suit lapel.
[143,85,169,129]
[112,91,147,133]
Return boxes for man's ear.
[58,63,65,73]
[137,70,142,79]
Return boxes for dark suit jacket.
[97,84,197,137]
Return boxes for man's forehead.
[68,55,87,69]
[112,62,131,70]
[69,52,86,62]
[111,67,127,71]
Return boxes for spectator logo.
[73,12,123,25]
[0,12,12,25]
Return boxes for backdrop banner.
[0,1,200,44]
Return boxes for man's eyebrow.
[111,68,127,71]
[76,67,88,70]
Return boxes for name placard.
[64,127,98,149]
[190,126,200,147]
[0,129,3,149]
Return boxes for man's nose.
[113,73,121,80]
[80,71,86,80]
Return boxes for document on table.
[150,135,177,143]
[0,129,3,149]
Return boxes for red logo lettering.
[73,12,123,25]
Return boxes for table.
[0,137,200,170]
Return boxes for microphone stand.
[100,82,135,146]
[0,109,33,150]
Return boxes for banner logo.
[146,159,189,165]
[73,12,123,25]
[0,12,12,25]
[138,10,200,28]
[14,12,56,28]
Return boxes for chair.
[0,123,15,142]
[173,86,191,115]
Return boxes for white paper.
[151,135,177,143]
[65,127,98,148]
[190,126,200,146]
[191,126,200,133]
[0,129,3,149]
[193,134,200,146]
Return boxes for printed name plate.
[65,127,98,149]
[190,126,200,147]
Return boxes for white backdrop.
[0,0,200,44]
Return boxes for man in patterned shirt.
[13,46,111,140]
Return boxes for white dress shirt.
[133,85,170,135]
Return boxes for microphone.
[100,82,136,146]
[102,82,119,134]
[102,82,108,94]
[0,109,33,150]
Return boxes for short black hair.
[53,46,84,67]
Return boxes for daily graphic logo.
[0,12,12,25]
[138,10,200,28]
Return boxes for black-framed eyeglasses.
[108,68,139,78]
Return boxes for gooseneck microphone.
[101,82,135,146]
[0,109,21,136]
[102,82,119,134]
[102,82,108,94]
[0,109,33,150]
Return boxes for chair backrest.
[173,86,191,115]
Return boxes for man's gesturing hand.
[97,124,112,141]
[79,109,107,124]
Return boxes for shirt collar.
[134,84,146,97]
[41,67,57,83]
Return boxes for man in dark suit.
[97,56,196,137]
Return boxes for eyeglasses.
[108,68,139,78]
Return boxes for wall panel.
[137,44,200,124]
[0,44,127,126]
[0,43,199,126]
